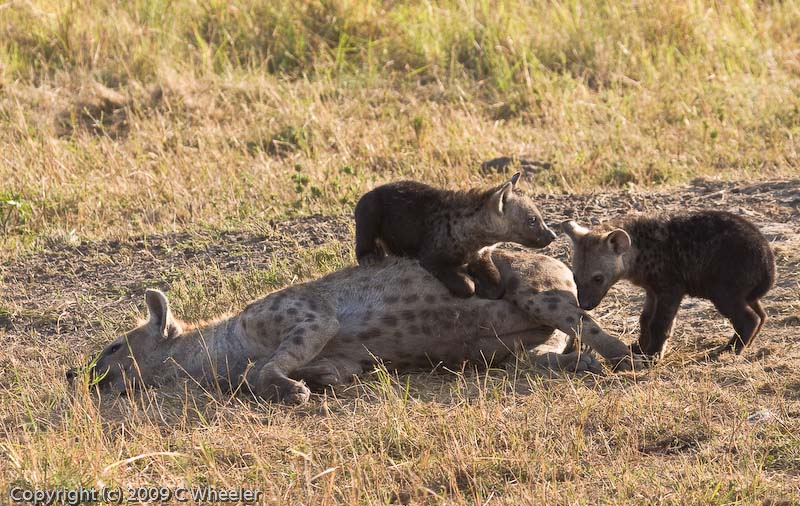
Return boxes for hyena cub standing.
[562,211,775,357]
[355,173,557,299]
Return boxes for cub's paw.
[628,342,661,364]
[357,254,385,267]
[474,280,506,300]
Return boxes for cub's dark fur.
[563,211,775,356]
[355,174,556,298]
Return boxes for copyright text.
[9,486,262,505]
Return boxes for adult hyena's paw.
[610,353,649,373]
[281,381,312,405]
[292,362,341,389]
[260,377,312,405]
[533,349,602,375]
[574,350,603,375]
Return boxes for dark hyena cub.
[561,211,775,357]
[354,173,557,299]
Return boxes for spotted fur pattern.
[81,251,638,404]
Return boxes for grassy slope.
[1,1,799,504]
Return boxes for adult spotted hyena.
[354,173,557,299]
[73,251,640,404]
[562,211,775,358]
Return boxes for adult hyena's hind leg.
[242,292,340,404]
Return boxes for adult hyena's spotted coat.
[80,251,640,404]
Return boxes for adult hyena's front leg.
[507,287,642,371]
[243,294,340,404]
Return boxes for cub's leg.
[354,190,385,265]
[639,290,682,358]
[468,251,505,300]
[243,297,340,404]
[423,261,476,298]
[749,299,767,341]
[630,290,656,355]
[713,295,762,354]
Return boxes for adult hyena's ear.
[145,289,182,338]
[561,220,589,241]
[488,176,517,215]
[604,229,632,254]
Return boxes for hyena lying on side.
[73,251,641,404]
[562,211,775,358]
[354,173,557,299]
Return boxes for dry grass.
[1,0,799,256]
[2,181,799,504]
[1,0,799,504]
[4,348,800,504]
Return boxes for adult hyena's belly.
[317,260,556,369]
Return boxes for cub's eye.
[592,275,604,284]
[529,217,538,225]
[108,343,122,354]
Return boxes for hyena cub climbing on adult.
[354,173,557,299]
[562,211,775,358]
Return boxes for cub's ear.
[510,171,521,186]
[488,180,514,215]
[145,289,182,338]
[604,229,632,254]
[561,220,589,241]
